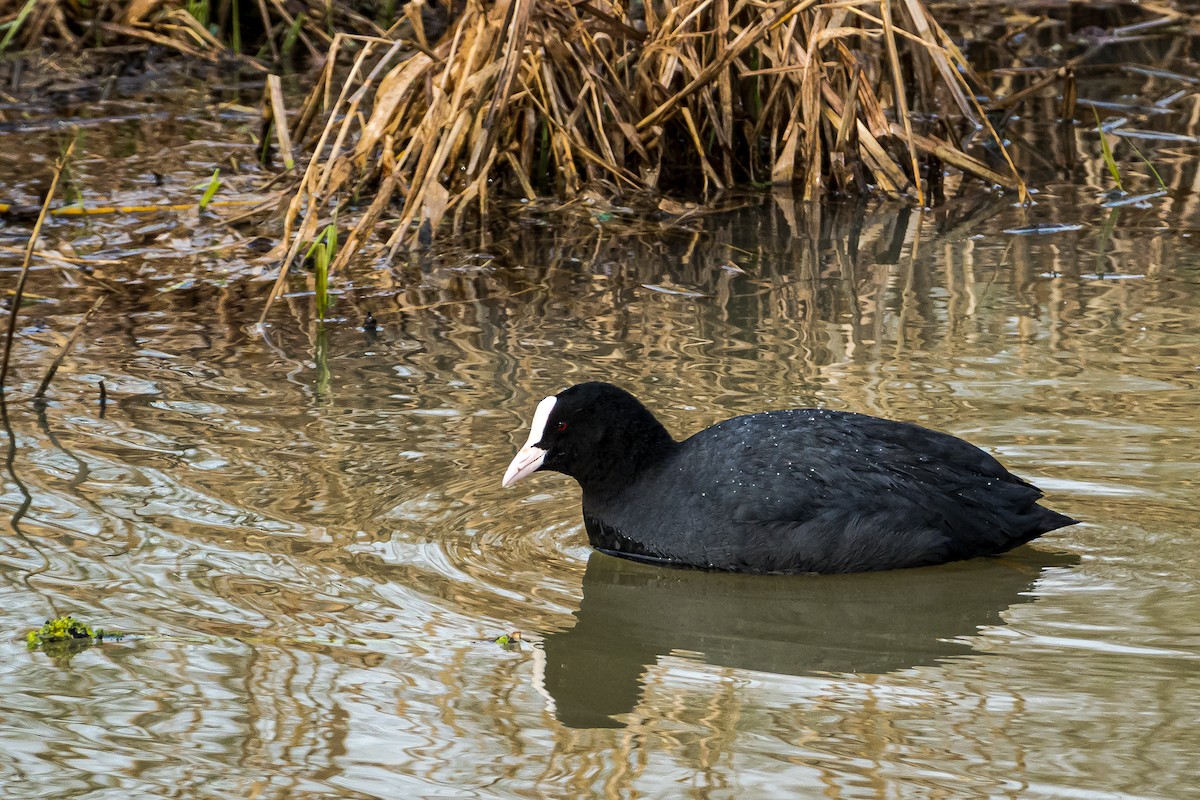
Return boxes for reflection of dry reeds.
[262,0,1026,316]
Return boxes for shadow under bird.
[503,382,1077,574]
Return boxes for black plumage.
[504,382,1077,574]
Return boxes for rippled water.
[2,86,1200,798]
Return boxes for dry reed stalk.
[92,20,215,60]
[266,74,295,169]
[1,138,76,393]
[879,0,923,204]
[259,0,1026,316]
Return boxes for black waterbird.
[503,382,1077,574]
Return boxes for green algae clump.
[26,615,115,650]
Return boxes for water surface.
[1,84,1199,799]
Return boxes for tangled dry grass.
[0,1,1038,283]
[259,0,1030,311]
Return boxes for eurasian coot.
[503,382,1077,574]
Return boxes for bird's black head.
[503,382,676,494]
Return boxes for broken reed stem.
[880,0,923,205]
[0,138,76,395]
[267,74,295,170]
[34,295,107,400]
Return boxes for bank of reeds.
[260,0,1025,305]
[6,0,1033,317]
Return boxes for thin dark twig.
[1,138,77,394]
[34,295,107,399]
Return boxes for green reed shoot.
[282,13,306,61]
[185,0,242,51]
[1126,139,1167,191]
[0,0,38,57]
[305,223,338,320]
[230,0,242,53]
[198,169,221,209]
[1093,108,1122,192]
[185,0,210,28]
[378,0,399,30]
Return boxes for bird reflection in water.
[538,548,1076,728]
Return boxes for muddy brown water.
[1,83,1199,799]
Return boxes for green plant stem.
[1093,108,1123,192]
[1126,139,1167,191]
[0,0,39,56]
[199,169,221,209]
[230,0,242,52]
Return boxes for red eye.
[555,421,568,432]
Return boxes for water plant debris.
[26,615,120,650]
[494,631,523,650]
